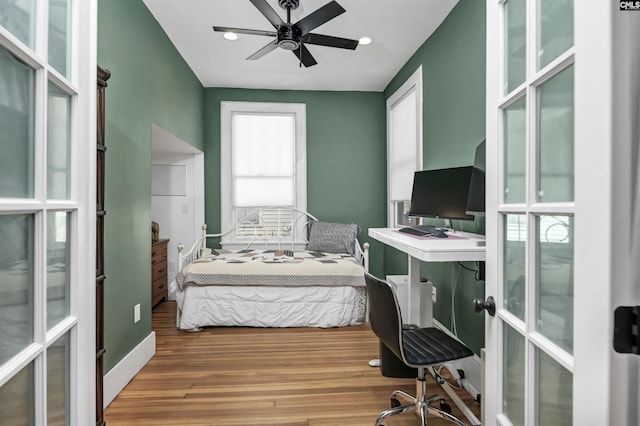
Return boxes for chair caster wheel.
[391,397,401,408]
[440,400,452,414]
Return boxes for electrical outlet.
[432,286,437,303]
[134,303,141,323]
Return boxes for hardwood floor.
[104,302,480,425]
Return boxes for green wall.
[383,0,487,354]
[98,0,205,372]
[203,89,387,277]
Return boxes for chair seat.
[402,328,474,367]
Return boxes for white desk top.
[368,227,486,262]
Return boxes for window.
[386,67,423,227]
[220,102,306,246]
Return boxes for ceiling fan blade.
[294,1,345,35]
[301,33,358,50]
[213,26,276,37]
[249,0,284,28]
[293,44,318,67]
[247,40,278,60]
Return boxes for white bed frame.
[177,207,369,271]
[173,208,369,330]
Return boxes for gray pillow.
[306,221,361,256]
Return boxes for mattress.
[172,249,367,329]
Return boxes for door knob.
[473,296,496,316]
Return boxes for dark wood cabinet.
[96,65,110,426]
[152,239,169,307]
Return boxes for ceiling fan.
[213,0,359,67]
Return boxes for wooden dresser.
[151,239,169,308]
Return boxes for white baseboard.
[433,319,482,401]
[103,331,156,409]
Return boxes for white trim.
[386,66,423,227]
[103,331,156,409]
[220,101,307,243]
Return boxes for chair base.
[374,368,467,426]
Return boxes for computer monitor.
[408,166,475,221]
[466,139,486,216]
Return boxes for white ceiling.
[143,0,458,92]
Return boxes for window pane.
[48,83,71,200]
[48,212,70,329]
[537,349,573,424]
[538,0,573,70]
[0,362,34,426]
[232,113,294,176]
[504,97,526,203]
[538,215,574,353]
[504,0,526,94]
[235,177,293,207]
[0,46,35,198]
[538,66,574,202]
[0,214,34,364]
[48,0,71,77]
[235,207,294,240]
[47,332,70,426]
[0,0,36,48]
[502,324,525,426]
[504,214,526,321]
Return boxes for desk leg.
[408,256,432,327]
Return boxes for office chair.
[365,272,474,426]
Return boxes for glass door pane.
[0,214,35,364]
[538,215,574,353]
[504,0,526,94]
[47,332,70,426]
[48,83,71,200]
[0,0,36,48]
[537,349,573,424]
[0,47,35,198]
[48,0,71,78]
[538,66,574,203]
[47,211,70,329]
[503,324,526,426]
[504,214,526,321]
[504,97,527,203]
[0,363,34,426]
[538,0,573,69]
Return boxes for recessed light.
[223,32,238,41]
[358,36,372,46]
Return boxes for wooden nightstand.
[151,239,169,308]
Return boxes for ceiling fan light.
[358,36,372,46]
[223,32,238,41]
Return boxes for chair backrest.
[364,272,405,361]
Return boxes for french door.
[0,0,97,424]
[485,1,639,425]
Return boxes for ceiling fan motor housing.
[278,0,300,10]
[277,25,300,50]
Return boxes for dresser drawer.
[152,261,167,279]
[152,276,166,297]
[151,239,169,308]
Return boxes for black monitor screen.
[409,166,475,221]
[466,139,486,215]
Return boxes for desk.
[369,228,486,426]
[368,228,486,327]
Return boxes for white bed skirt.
[173,283,366,329]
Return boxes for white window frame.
[220,101,307,248]
[386,66,423,228]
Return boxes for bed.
[171,208,369,330]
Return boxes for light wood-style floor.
[104,302,480,425]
